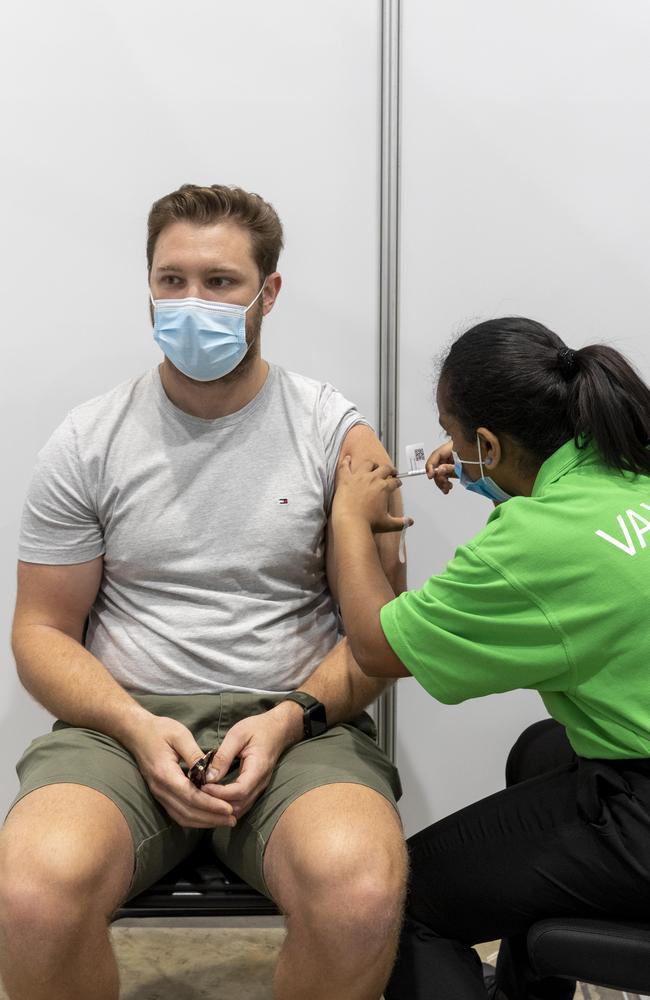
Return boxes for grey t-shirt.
[19,364,368,694]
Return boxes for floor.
[0,920,645,999]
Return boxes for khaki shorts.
[9,693,402,902]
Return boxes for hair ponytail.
[439,318,650,476]
[570,344,650,476]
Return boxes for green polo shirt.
[380,439,650,759]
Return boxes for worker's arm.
[329,456,412,677]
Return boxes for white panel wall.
[0,0,381,813]
[4,0,650,842]
[397,0,650,835]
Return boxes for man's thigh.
[209,718,403,900]
[9,697,402,903]
[7,723,202,901]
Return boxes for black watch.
[282,692,328,739]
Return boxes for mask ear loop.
[245,279,267,312]
[476,433,496,473]
[476,433,486,478]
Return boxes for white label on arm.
[405,442,426,472]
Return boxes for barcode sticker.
[405,442,426,472]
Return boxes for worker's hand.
[332,456,413,533]
[129,714,237,829]
[200,702,303,821]
[425,439,457,495]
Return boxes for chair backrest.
[527,917,650,994]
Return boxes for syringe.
[396,468,428,479]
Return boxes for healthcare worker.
[330,317,650,1000]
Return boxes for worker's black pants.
[385,718,650,999]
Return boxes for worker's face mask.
[453,435,512,504]
[150,282,265,382]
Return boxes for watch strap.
[282,692,328,739]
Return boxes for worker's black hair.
[439,317,650,476]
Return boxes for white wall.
[396,0,650,835]
[0,0,381,814]
[3,0,650,841]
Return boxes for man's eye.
[161,275,181,285]
[208,277,230,287]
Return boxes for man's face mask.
[150,282,265,382]
[453,434,512,504]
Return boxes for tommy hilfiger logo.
[278,498,289,505]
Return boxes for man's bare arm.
[232,424,408,748]
[12,559,150,747]
[12,559,236,828]
[326,423,406,606]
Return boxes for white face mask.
[150,283,265,381]
[453,435,512,503]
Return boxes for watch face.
[307,703,328,737]
[284,694,328,738]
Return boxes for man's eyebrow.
[155,264,244,277]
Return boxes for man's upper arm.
[327,423,406,597]
[13,558,103,644]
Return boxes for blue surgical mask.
[453,435,512,504]
[150,283,265,382]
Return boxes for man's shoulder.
[271,364,356,415]
[273,364,329,399]
[67,369,154,432]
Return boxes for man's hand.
[332,456,413,533]
[200,703,303,820]
[129,714,237,829]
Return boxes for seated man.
[0,184,407,1000]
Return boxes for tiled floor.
[0,926,644,998]
[114,926,284,1000]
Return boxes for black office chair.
[113,840,279,920]
[527,917,650,995]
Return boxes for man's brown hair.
[147,183,284,278]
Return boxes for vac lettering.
[595,503,650,556]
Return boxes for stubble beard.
[218,300,263,386]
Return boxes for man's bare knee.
[285,833,406,931]
[0,784,134,931]
[266,785,407,941]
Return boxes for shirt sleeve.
[317,383,371,511]
[19,415,105,564]
[380,542,571,703]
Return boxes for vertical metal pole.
[376,0,401,761]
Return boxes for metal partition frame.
[375,0,401,761]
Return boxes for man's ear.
[262,272,282,315]
[476,426,502,469]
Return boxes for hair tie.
[557,347,578,379]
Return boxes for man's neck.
[158,355,270,420]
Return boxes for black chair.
[527,917,650,995]
[113,841,279,920]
